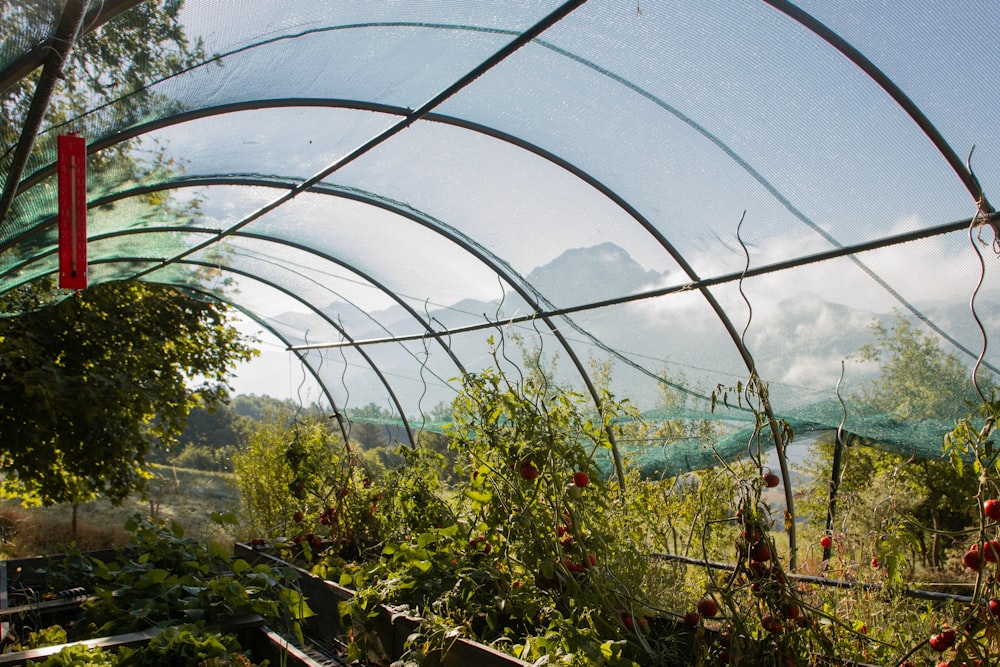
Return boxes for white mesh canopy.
[1,0,997,466]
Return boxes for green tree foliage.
[856,312,988,421]
[165,398,253,471]
[231,407,349,539]
[0,280,256,505]
[178,400,249,451]
[2,1,206,148]
[801,312,995,569]
[229,394,299,420]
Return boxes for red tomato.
[696,597,718,617]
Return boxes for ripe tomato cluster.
[691,504,809,664]
[928,628,956,652]
[927,497,1000,663]
[468,534,492,554]
[958,499,1000,577]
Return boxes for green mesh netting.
[2,1,998,465]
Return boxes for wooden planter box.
[232,545,891,667]
[0,615,273,666]
[233,542,531,667]
[0,551,330,667]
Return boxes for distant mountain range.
[272,242,997,415]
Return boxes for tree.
[801,312,994,569]
[2,1,206,149]
[0,280,257,506]
[165,398,253,470]
[855,313,987,422]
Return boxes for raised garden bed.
[0,543,331,666]
[0,614,266,666]
[0,543,530,667]
[233,542,531,667]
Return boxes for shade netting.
[1,0,998,476]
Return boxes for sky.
[126,2,1000,407]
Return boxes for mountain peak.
[526,243,660,305]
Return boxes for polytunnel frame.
[0,218,453,450]
[1,0,996,570]
[34,171,636,486]
[10,90,999,378]
[89,252,421,448]
[169,282,357,451]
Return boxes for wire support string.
[650,552,976,605]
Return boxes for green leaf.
[210,511,239,527]
[279,588,315,620]
[463,488,492,504]
[208,541,230,561]
[143,568,171,584]
[231,558,251,574]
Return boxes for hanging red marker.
[57,133,87,290]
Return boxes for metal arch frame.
[4,169,633,485]
[105,254,420,448]
[6,87,987,368]
[3,104,990,398]
[3,19,986,368]
[763,0,993,214]
[0,97,831,407]
[162,282,356,451]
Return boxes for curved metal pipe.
[89,255,419,448]
[763,0,992,214]
[173,283,355,450]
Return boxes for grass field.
[0,465,242,558]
